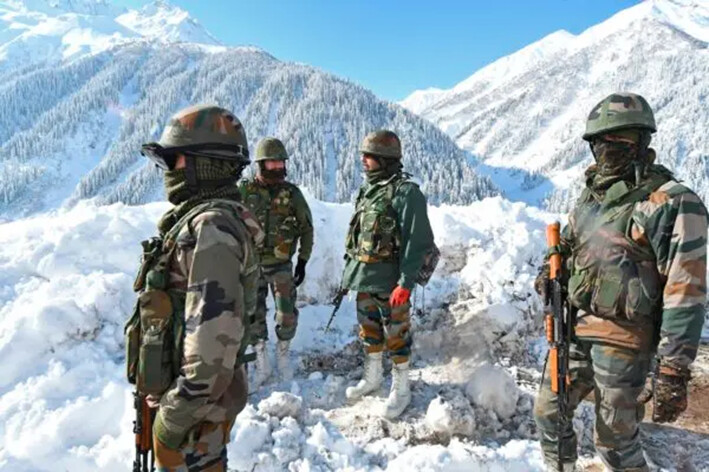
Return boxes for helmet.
[142,104,249,169]
[583,93,656,141]
[359,130,402,160]
[255,137,288,162]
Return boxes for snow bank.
[465,365,520,421]
[0,195,554,470]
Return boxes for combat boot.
[345,351,383,401]
[276,339,293,382]
[382,361,411,419]
[252,340,272,388]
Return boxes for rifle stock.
[133,392,155,472]
[544,222,572,470]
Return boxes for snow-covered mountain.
[0,0,219,74]
[0,0,497,220]
[401,0,709,210]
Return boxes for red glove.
[389,286,411,307]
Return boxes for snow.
[1,0,708,470]
[258,392,304,420]
[115,1,220,46]
[465,365,520,421]
[0,0,219,73]
[652,0,709,42]
[0,142,706,471]
[0,195,556,471]
[400,0,709,208]
[425,389,476,437]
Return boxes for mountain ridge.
[400,0,709,209]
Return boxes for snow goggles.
[141,143,250,170]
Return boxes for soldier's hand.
[389,286,411,307]
[294,258,307,287]
[145,394,161,409]
[534,261,550,300]
[652,367,690,423]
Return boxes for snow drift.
[0,195,553,471]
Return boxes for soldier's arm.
[293,188,314,261]
[153,211,247,449]
[395,184,435,290]
[645,189,708,372]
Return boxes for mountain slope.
[0,2,497,220]
[0,0,221,78]
[401,0,709,209]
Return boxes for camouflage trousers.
[252,261,299,342]
[153,421,232,472]
[356,291,412,364]
[534,339,651,472]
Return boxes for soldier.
[534,93,707,471]
[130,105,264,471]
[341,130,436,419]
[238,137,314,386]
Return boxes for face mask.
[591,140,638,177]
[259,166,286,181]
[163,168,191,205]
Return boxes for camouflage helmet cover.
[255,137,289,162]
[583,92,656,141]
[157,104,249,160]
[359,130,402,160]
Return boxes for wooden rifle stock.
[545,222,571,470]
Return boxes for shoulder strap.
[577,174,670,248]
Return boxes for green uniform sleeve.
[637,185,707,371]
[293,187,314,262]
[154,210,247,449]
[394,184,435,290]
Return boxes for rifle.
[544,222,572,471]
[133,392,155,472]
[324,287,348,333]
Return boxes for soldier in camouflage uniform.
[238,137,314,386]
[133,105,264,471]
[534,93,708,472]
[341,130,436,419]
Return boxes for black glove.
[293,258,307,287]
[652,368,690,423]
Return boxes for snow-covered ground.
[1,192,709,471]
[0,195,557,471]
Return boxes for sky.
[114,0,641,102]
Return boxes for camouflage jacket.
[562,165,707,372]
[153,200,263,449]
[342,173,435,293]
[238,178,314,266]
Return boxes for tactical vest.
[346,175,405,264]
[240,180,299,264]
[125,200,261,396]
[567,172,672,324]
